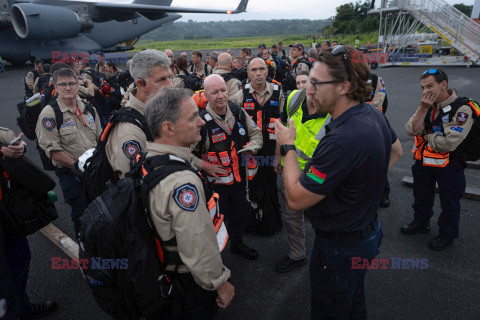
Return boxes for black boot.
[230,240,258,260]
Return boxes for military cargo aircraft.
[0,0,248,64]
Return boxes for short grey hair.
[130,49,171,81]
[210,51,220,62]
[145,87,193,139]
[52,67,77,84]
[308,48,317,59]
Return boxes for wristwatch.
[280,144,296,156]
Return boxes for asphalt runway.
[0,65,479,320]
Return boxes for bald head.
[217,53,233,71]
[203,74,228,110]
[247,57,267,71]
[203,74,225,91]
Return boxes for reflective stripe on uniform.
[208,173,234,185]
[423,157,449,167]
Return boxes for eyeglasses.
[331,45,352,80]
[309,78,340,92]
[56,82,78,89]
[423,69,445,81]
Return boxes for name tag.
[212,133,226,143]
[61,121,75,129]
[244,102,255,110]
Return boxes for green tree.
[453,3,473,17]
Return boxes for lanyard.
[74,106,87,127]
[431,106,437,122]
[253,92,267,107]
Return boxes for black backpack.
[79,154,200,320]
[73,107,153,204]
[0,154,58,236]
[454,98,480,162]
[81,69,107,88]
[183,73,204,91]
[37,73,52,93]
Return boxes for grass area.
[131,32,380,51]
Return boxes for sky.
[95,0,477,22]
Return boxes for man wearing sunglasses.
[275,45,402,319]
[403,68,476,250]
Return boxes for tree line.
[142,19,333,41]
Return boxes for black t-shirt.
[299,102,397,232]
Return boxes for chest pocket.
[59,124,77,146]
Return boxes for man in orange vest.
[403,69,476,250]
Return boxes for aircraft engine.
[10,3,93,40]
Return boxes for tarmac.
[0,64,479,320]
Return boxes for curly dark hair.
[316,45,372,102]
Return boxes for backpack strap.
[48,100,64,131]
[288,88,306,118]
[105,107,153,142]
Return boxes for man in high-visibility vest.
[274,70,331,273]
[355,36,360,48]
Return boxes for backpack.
[37,100,96,171]
[183,73,204,91]
[78,154,202,320]
[37,73,52,93]
[73,107,153,204]
[0,154,58,236]
[81,69,107,88]
[454,98,480,162]
[40,83,57,109]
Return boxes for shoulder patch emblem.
[442,115,450,123]
[87,115,95,123]
[122,140,141,160]
[456,112,468,125]
[173,183,199,212]
[42,118,56,131]
[380,78,385,87]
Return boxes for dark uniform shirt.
[300,103,397,232]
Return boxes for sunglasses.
[331,45,352,80]
[423,69,445,81]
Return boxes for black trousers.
[152,273,217,320]
[214,181,251,242]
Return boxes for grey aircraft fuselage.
[0,0,248,64]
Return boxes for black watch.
[280,144,296,156]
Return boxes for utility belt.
[315,217,378,243]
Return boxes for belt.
[315,219,377,243]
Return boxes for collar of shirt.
[57,96,86,114]
[249,81,273,97]
[205,104,235,133]
[213,68,229,75]
[126,89,146,115]
[436,89,457,109]
[325,102,366,133]
[146,142,195,163]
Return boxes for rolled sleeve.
[0,127,16,145]
[299,141,353,196]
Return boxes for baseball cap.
[289,43,304,51]
[258,43,267,49]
